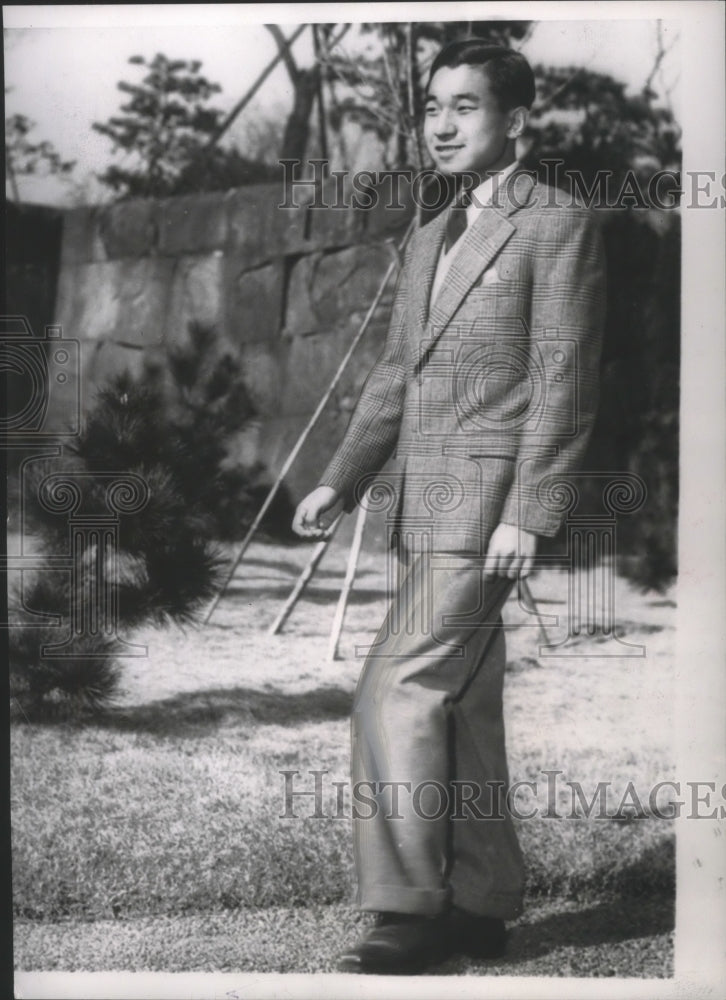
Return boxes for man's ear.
[506,106,529,139]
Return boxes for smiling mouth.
[436,145,464,152]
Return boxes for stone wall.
[13,186,680,576]
[53,182,414,501]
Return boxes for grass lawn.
[12,539,676,975]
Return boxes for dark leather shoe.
[447,905,507,959]
[337,912,453,974]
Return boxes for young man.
[293,40,605,974]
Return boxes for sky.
[4,4,682,205]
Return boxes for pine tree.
[93,54,244,198]
[10,324,291,718]
[5,110,76,201]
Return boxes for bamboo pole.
[267,513,344,635]
[203,219,415,625]
[327,498,368,661]
[518,577,551,646]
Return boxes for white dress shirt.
[430,159,520,306]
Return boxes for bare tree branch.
[644,20,680,115]
[265,23,300,81]
[316,23,351,63]
[380,35,403,116]
[312,25,328,159]
[202,23,306,152]
[534,67,584,114]
[513,22,536,50]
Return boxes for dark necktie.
[444,191,471,253]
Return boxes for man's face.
[423,64,514,178]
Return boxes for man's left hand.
[484,522,538,579]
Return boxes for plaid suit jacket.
[319,170,606,554]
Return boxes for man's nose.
[434,109,456,137]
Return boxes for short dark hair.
[427,41,536,111]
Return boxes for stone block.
[279,326,363,418]
[165,252,225,346]
[283,244,396,336]
[315,245,395,327]
[97,198,160,259]
[306,176,365,248]
[362,174,416,239]
[225,259,285,344]
[57,259,173,347]
[226,182,365,263]
[279,307,389,420]
[239,341,284,417]
[274,199,315,255]
[281,255,319,337]
[56,262,120,344]
[158,192,228,255]
[113,258,175,347]
[255,408,345,499]
[60,206,107,266]
[225,185,285,267]
[54,265,81,335]
[276,173,364,255]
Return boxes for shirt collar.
[465,159,520,219]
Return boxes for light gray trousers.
[350,551,525,919]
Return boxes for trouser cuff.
[358,883,451,916]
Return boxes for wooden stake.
[518,577,551,646]
[203,220,415,625]
[327,498,368,661]
[267,513,343,635]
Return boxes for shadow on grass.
[506,840,675,963]
[507,893,674,961]
[92,685,355,737]
[435,890,674,975]
[433,840,675,973]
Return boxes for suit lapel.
[410,169,537,352]
[409,210,447,333]
[427,210,515,337]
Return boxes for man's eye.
[425,105,438,115]
[457,105,476,113]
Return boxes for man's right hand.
[292,485,340,539]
